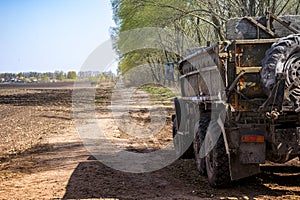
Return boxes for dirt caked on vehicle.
[172,11,300,187]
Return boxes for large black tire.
[172,117,194,159]
[193,117,210,176]
[261,34,300,95]
[205,133,231,188]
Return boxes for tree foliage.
[112,0,300,81]
[67,71,77,79]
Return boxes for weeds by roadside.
[139,85,175,103]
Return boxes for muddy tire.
[205,133,231,188]
[261,34,300,95]
[193,117,210,176]
[172,117,194,159]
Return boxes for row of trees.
[0,71,77,82]
[0,71,115,83]
[111,0,300,85]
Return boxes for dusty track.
[0,82,299,199]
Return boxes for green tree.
[57,71,65,81]
[41,73,50,82]
[112,0,300,77]
[67,71,77,79]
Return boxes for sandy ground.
[0,82,299,200]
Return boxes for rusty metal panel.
[234,40,274,68]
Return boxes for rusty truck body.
[172,13,300,187]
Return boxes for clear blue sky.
[0,0,115,73]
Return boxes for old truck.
[172,12,300,187]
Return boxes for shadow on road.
[63,154,300,200]
[0,142,88,175]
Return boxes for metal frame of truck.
[173,33,300,186]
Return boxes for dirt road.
[0,82,299,199]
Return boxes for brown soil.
[0,82,299,200]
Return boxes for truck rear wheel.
[172,117,194,159]
[261,34,300,95]
[193,117,210,176]
[205,133,231,187]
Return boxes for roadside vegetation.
[139,84,175,103]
